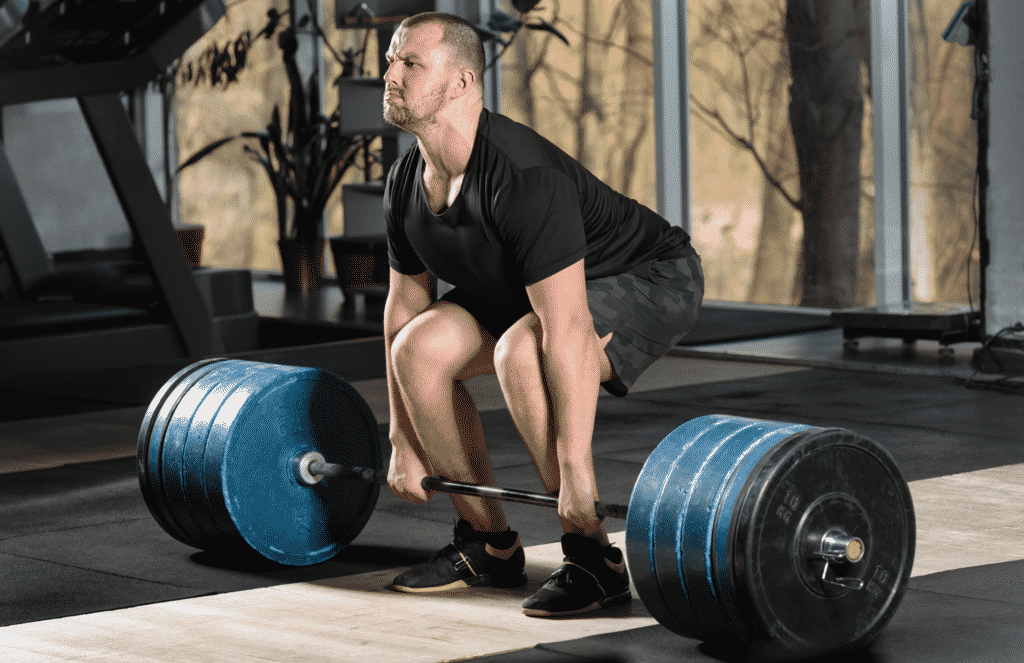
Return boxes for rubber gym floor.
[1,322,1022,662]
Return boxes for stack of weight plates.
[625,414,915,655]
[137,358,384,566]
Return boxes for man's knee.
[390,312,427,367]
[495,314,615,384]
[494,315,542,381]
[389,326,415,380]
[392,305,495,384]
[392,314,448,382]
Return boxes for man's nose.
[383,61,400,87]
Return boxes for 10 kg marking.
[776,488,802,525]
[866,564,890,601]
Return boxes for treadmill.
[0,0,254,376]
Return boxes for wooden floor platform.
[0,531,652,663]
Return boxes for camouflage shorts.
[442,249,704,398]
[587,250,704,397]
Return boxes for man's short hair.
[401,12,485,87]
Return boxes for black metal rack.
[831,303,983,358]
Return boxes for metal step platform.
[831,302,983,358]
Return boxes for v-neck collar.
[415,108,487,218]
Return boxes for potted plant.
[173,0,566,291]
[177,2,370,291]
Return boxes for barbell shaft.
[306,460,629,520]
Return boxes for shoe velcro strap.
[557,562,606,598]
[443,543,479,580]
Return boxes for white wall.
[985,0,1024,335]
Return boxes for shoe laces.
[431,542,459,563]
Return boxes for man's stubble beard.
[383,83,448,132]
[383,101,411,128]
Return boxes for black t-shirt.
[386,108,694,320]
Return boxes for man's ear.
[450,67,476,97]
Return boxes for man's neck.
[416,99,484,181]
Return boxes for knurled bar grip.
[306,460,629,520]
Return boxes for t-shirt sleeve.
[495,167,587,286]
[385,160,427,275]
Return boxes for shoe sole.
[391,579,472,594]
[522,588,633,617]
[391,571,529,594]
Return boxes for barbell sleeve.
[308,460,388,485]
[305,459,628,520]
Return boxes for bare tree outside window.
[686,0,976,307]
[690,0,870,308]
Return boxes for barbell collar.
[814,528,867,591]
[304,458,628,520]
[818,529,866,564]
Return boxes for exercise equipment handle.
[306,460,629,520]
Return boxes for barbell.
[137,358,916,656]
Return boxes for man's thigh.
[586,252,704,397]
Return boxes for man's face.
[383,24,455,130]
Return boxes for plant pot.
[278,238,326,292]
[130,225,205,268]
[176,225,205,268]
[329,235,388,292]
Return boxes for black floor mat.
[464,577,1024,663]
[0,303,833,422]
[0,337,387,423]
[0,453,448,626]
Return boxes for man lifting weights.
[381,11,703,616]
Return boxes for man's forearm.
[541,327,602,471]
[384,297,423,446]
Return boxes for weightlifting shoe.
[391,519,527,593]
[522,533,632,617]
